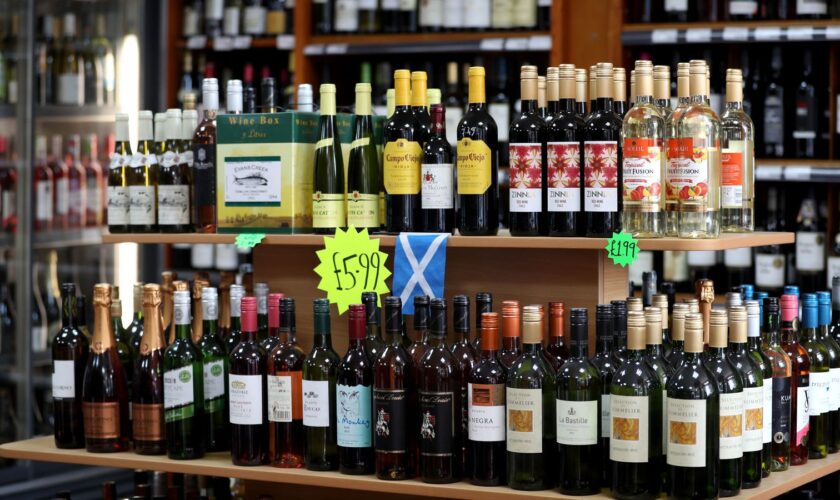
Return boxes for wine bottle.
[82,284,130,452]
[384,70,422,233]
[348,83,381,232]
[421,103,454,233]
[795,190,826,294]
[107,114,130,233]
[133,284,166,455]
[545,301,568,370]
[547,64,583,237]
[449,295,475,472]
[676,60,721,239]
[705,310,744,496]
[361,292,385,362]
[589,304,615,488]
[644,307,672,491]
[506,305,555,490]
[127,283,144,359]
[653,294,671,354]
[816,292,840,454]
[473,292,493,350]
[745,300,773,477]
[720,69,755,233]
[313,0,332,34]
[374,296,413,480]
[128,111,158,233]
[762,297,792,471]
[457,66,499,236]
[611,311,663,497]
[763,48,785,158]
[53,283,88,449]
[313,83,346,235]
[337,304,374,474]
[800,294,829,459]
[663,63,689,237]
[666,312,719,498]
[303,299,340,470]
[229,296,268,466]
[508,65,547,237]
[468,311,506,486]
[613,67,628,118]
[193,78,218,233]
[555,308,601,494]
[255,282,269,341]
[196,287,228,452]
[158,109,190,233]
[584,63,622,237]
[575,69,588,116]
[358,0,379,32]
[500,300,522,370]
[781,294,810,466]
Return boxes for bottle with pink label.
[780,294,811,466]
[547,64,584,237]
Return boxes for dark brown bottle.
[500,300,522,370]
[509,65,547,236]
[473,292,493,350]
[192,78,218,233]
[450,295,476,474]
[133,284,166,455]
[268,297,306,468]
[545,301,568,371]
[53,283,88,449]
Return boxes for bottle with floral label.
[509,65,547,236]
[547,64,584,237]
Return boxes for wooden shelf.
[101,231,794,251]
[178,34,295,51]
[304,31,552,56]
[756,160,840,182]
[623,19,840,31]
[0,228,104,250]
[2,435,839,500]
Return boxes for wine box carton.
[216,111,319,233]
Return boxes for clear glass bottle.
[653,65,672,120]
[622,61,664,238]
[720,69,755,233]
[664,63,690,236]
[676,60,720,239]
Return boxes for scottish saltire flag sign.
[393,233,449,314]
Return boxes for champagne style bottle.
[107,114,130,233]
[457,67,499,236]
[545,301,568,370]
[781,294,811,466]
[473,292,493,350]
[421,103,455,233]
[800,294,829,459]
[589,304,615,488]
[303,299,340,470]
[450,295,475,471]
[500,300,522,370]
[745,300,773,477]
[198,287,228,452]
[467,311,506,486]
[337,304,374,474]
[53,283,88,449]
[348,83,381,232]
[763,297,792,471]
[361,292,385,362]
[82,284,130,452]
[384,70,422,233]
[193,78,218,233]
[817,291,840,454]
[547,64,584,237]
[555,308,601,495]
[128,111,158,232]
[312,84,345,234]
[225,284,245,354]
[133,284,167,455]
[268,297,306,468]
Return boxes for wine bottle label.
[400,0,417,10]
[384,139,422,195]
[491,0,513,28]
[2,189,15,221]
[374,388,407,451]
[420,163,454,210]
[456,138,492,196]
[58,73,82,105]
[547,142,581,213]
[445,0,464,28]
[809,370,829,416]
[665,138,712,207]
[488,103,510,142]
[83,402,120,439]
[86,177,99,215]
[723,247,752,268]
[193,145,217,211]
[555,399,598,446]
[719,391,744,460]
[463,0,491,28]
[55,177,69,215]
[181,150,194,168]
[513,0,536,27]
[468,383,505,442]
[36,180,54,222]
[268,372,302,422]
[797,0,827,14]
[665,397,705,467]
[600,393,610,438]
[664,0,688,11]
[583,141,618,213]
[610,394,649,463]
[742,386,763,452]
[302,379,331,427]
[106,186,128,225]
[334,0,360,31]
[763,99,784,145]
[206,0,224,19]
[772,376,791,446]
[266,10,286,34]
[622,138,662,209]
[336,384,372,448]
[755,253,785,288]
[509,143,543,213]
[506,387,543,453]
[223,7,240,35]
[796,232,826,272]
[129,186,156,225]
[158,185,190,225]
[359,0,377,8]
[721,145,746,208]
[243,6,268,34]
[161,151,179,168]
[419,391,455,455]
[52,360,76,399]
[347,192,380,228]
[312,192,346,229]
[831,368,840,411]
[164,367,196,422]
[133,403,164,441]
[795,381,809,446]
[419,0,443,28]
[827,258,840,290]
[381,0,399,9]
[203,360,226,411]
[762,378,772,444]
[229,374,263,425]
[729,0,758,14]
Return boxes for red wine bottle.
[384,70,423,233]
[53,283,88,449]
[508,65,547,236]
[547,65,584,237]
[421,104,455,233]
[337,304,374,474]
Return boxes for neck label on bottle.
[622,138,662,210]
[772,376,791,445]
[203,360,226,409]
[421,163,454,210]
[610,394,649,463]
[268,371,302,423]
[52,360,76,399]
[229,374,263,425]
[665,397,705,467]
[509,143,543,213]
[384,139,422,195]
[583,141,618,213]
[302,379,331,428]
[164,366,196,422]
[719,391,744,459]
[506,387,543,453]
[468,383,505,442]
[556,398,598,446]
[374,388,407,452]
[337,384,372,448]
[456,138,492,195]
[547,142,581,213]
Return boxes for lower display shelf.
[1,436,839,499]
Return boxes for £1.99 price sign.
[605,231,640,268]
[314,227,391,314]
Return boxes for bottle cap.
[430,298,447,336]
[348,304,365,340]
[627,311,645,350]
[314,298,330,315]
[384,296,403,334]
[481,312,499,350]
[453,295,469,332]
[570,307,588,344]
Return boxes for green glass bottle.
[225,284,245,354]
[347,83,380,231]
[506,305,555,491]
[312,83,346,234]
[611,311,664,498]
[801,293,829,459]
[745,300,773,477]
[555,308,601,495]
[303,298,340,470]
[644,306,672,492]
[817,291,840,454]
[127,283,144,361]
[163,290,205,459]
[197,287,229,452]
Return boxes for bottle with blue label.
[337,304,374,474]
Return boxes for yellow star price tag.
[314,227,391,314]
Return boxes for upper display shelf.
[181,34,296,51]
[102,231,794,252]
[622,19,840,45]
[0,105,120,123]
[305,31,552,55]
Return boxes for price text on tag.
[605,231,640,267]
[315,227,391,314]
[235,233,266,249]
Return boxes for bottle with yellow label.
[456,66,499,236]
[348,83,380,232]
[384,70,423,233]
[312,83,346,234]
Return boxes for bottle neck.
[503,335,521,351]
[559,97,575,112]
[429,332,446,348]
[230,315,241,332]
[729,341,748,355]
[521,98,539,114]
[523,342,543,354]
[708,345,727,358]
[596,97,613,112]
[61,295,76,327]
[646,343,664,358]
[571,342,588,358]
[597,335,613,353]
[781,320,798,343]
[636,95,654,105]
[726,100,743,111]
[683,351,703,364]
[203,316,218,337]
[314,313,332,348]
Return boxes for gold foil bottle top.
[634,60,653,72]
[133,282,144,310]
[522,304,544,344]
[93,283,113,308]
[173,280,189,292]
[644,307,662,345]
[141,284,165,353]
[627,311,646,350]
[709,309,728,348]
[520,65,538,78]
[684,313,704,353]
[193,278,209,300]
[627,297,643,312]
[111,298,122,316]
[729,306,747,343]
[111,285,120,301]
[142,284,162,308]
[162,271,175,288]
[653,294,669,328]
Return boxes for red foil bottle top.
[781,294,798,322]
[549,301,565,338]
[348,304,365,340]
[241,296,257,332]
[268,293,284,328]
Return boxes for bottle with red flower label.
[583,63,623,237]
[547,65,584,237]
[622,61,664,238]
[509,65,547,237]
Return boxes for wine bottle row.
[625,0,840,23]
[52,272,840,496]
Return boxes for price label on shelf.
[754,27,782,41]
[505,38,529,51]
[326,44,349,54]
[276,35,295,50]
[235,233,266,249]
[685,28,712,43]
[722,27,749,41]
[186,35,207,49]
[479,38,504,51]
[651,29,678,44]
[213,36,234,51]
[786,26,815,41]
[605,231,639,268]
[233,36,252,50]
[314,227,391,314]
[827,26,840,40]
